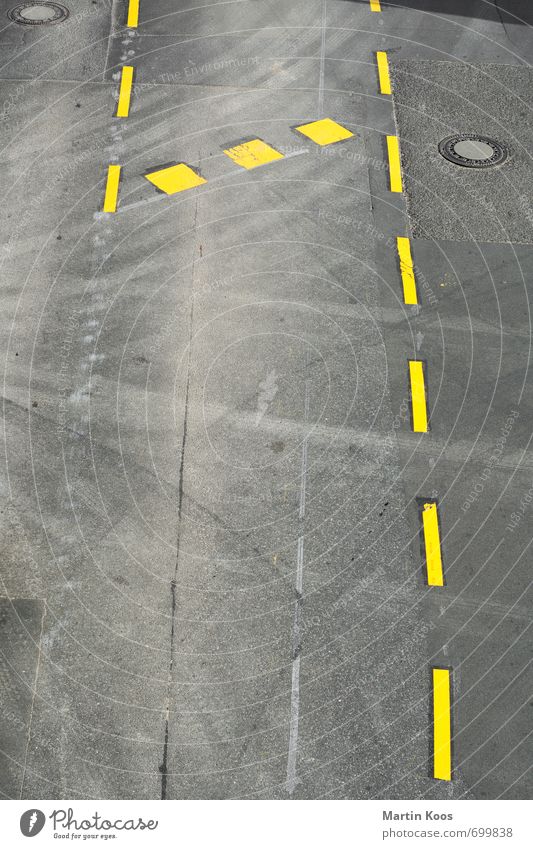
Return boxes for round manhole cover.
[8,3,69,24]
[438,134,508,168]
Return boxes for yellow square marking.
[387,135,403,192]
[376,51,391,95]
[433,668,452,781]
[370,0,382,10]
[422,502,444,586]
[145,163,207,195]
[127,0,139,28]
[223,139,284,170]
[103,164,121,213]
[116,65,134,118]
[295,118,354,146]
[409,360,428,433]
[397,237,418,305]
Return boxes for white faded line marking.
[286,370,311,795]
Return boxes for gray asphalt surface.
[0,0,531,800]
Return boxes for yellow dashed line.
[432,667,452,781]
[387,135,403,192]
[223,138,284,170]
[103,164,121,213]
[127,0,139,27]
[376,51,391,95]
[408,360,429,433]
[422,502,444,586]
[116,66,134,118]
[370,0,382,11]
[295,118,354,146]
[397,236,418,305]
[145,163,207,195]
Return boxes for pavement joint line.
[386,135,403,192]
[408,359,429,433]
[396,236,418,305]
[432,667,452,781]
[116,65,134,118]
[376,51,391,95]
[421,501,444,587]
[103,164,121,213]
[369,0,382,11]
[127,0,139,28]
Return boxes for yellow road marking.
[295,118,354,146]
[116,66,134,118]
[127,0,139,27]
[223,138,284,170]
[376,51,391,95]
[145,163,207,194]
[433,667,452,781]
[103,164,121,212]
[370,0,381,11]
[397,236,418,305]
[422,502,444,586]
[387,135,403,192]
[409,360,428,433]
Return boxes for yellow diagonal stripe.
[145,163,207,195]
[116,66,134,118]
[127,0,139,27]
[387,135,403,192]
[376,51,391,95]
[433,668,452,781]
[103,164,121,213]
[223,138,284,170]
[397,237,418,305]
[409,360,428,433]
[422,502,444,586]
[295,118,354,146]
[370,0,381,10]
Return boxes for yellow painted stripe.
[370,0,381,11]
[422,502,444,586]
[116,66,134,118]
[387,135,403,192]
[409,360,428,433]
[433,668,452,781]
[397,236,418,305]
[127,0,139,27]
[376,51,391,95]
[103,164,121,213]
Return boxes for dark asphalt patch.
[390,60,533,243]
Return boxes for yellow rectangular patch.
[127,0,139,27]
[422,502,444,586]
[103,164,121,213]
[397,236,418,305]
[376,51,391,95]
[370,0,382,10]
[295,118,354,146]
[387,135,403,192]
[145,163,207,195]
[409,360,428,433]
[223,139,284,170]
[433,668,452,781]
[116,66,134,118]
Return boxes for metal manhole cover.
[8,2,69,24]
[438,134,509,168]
